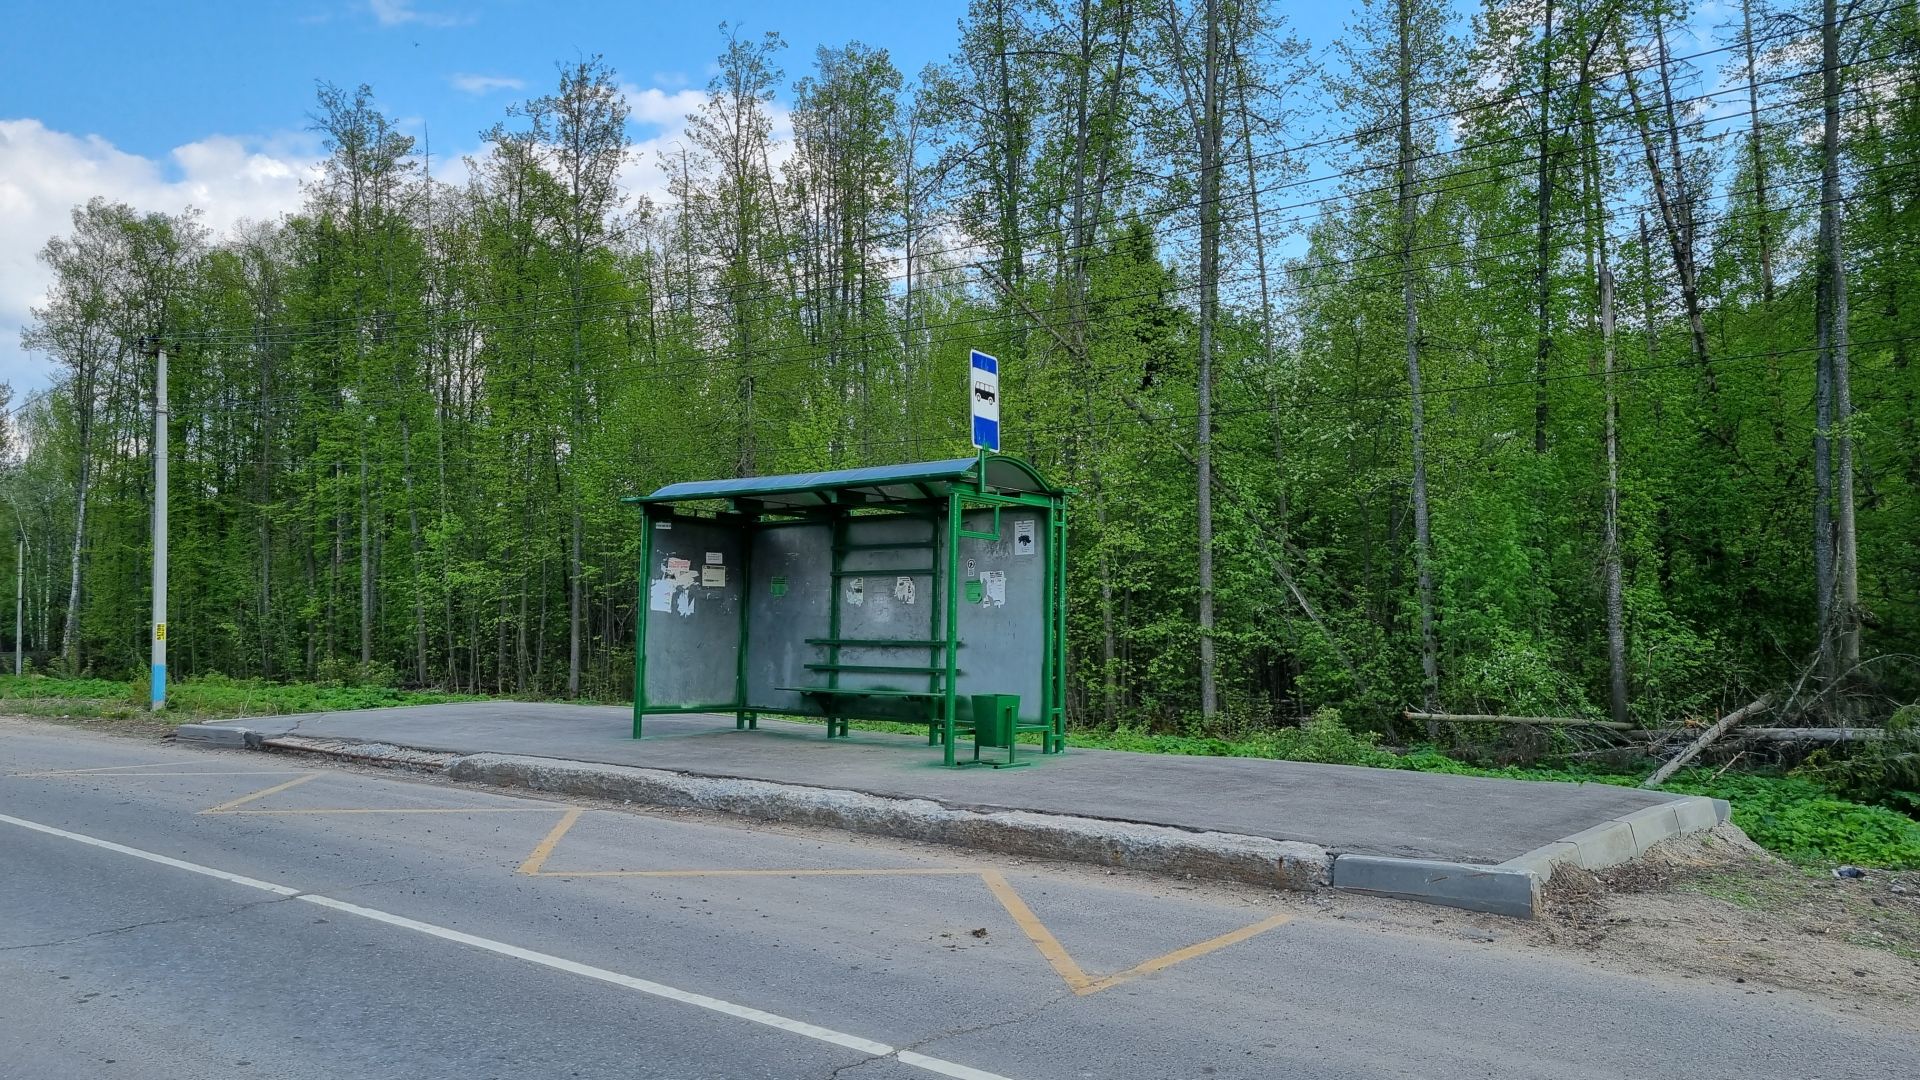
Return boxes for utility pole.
[145,337,168,710]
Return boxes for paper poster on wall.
[649,579,675,613]
[894,576,916,604]
[705,551,723,565]
[965,579,983,604]
[701,565,727,588]
[981,569,1006,607]
[846,576,865,606]
[666,557,690,571]
[770,575,788,598]
[1014,520,1036,555]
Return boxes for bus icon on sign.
[970,350,999,451]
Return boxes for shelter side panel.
[642,517,745,709]
[949,507,1047,721]
[745,521,832,714]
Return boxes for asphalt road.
[3,720,1916,1080]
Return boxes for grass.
[0,673,479,723]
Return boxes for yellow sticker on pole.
[154,623,166,641]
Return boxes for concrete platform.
[192,702,1702,872]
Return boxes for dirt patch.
[1532,824,1920,1023]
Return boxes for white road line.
[0,813,300,897]
[0,812,1018,1080]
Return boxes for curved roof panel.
[633,454,1062,509]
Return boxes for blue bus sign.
[970,350,1000,451]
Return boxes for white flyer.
[981,569,1006,607]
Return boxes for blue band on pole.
[151,663,166,707]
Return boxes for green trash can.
[969,694,1025,767]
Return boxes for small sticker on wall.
[846,576,865,606]
[1013,519,1036,555]
[965,579,984,604]
[667,557,691,571]
[654,520,672,530]
[770,575,788,597]
[705,551,723,565]
[966,558,977,578]
[981,569,1006,607]
[894,576,916,604]
[701,565,727,588]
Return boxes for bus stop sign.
[970,350,1000,451]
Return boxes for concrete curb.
[193,726,1735,918]
[448,752,1331,890]
[175,723,262,749]
[1329,794,1733,917]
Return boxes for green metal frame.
[628,453,1068,765]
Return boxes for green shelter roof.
[631,454,1061,510]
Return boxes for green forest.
[9,0,1918,746]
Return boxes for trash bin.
[970,694,1019,747]
[966,693,1027,767]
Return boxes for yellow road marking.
[24,770,307,778]
[201,773,317,813]
[980,870,1094,992]
[215,807,563,815]
[511,810,1289,995]
[1074,912,1293,995]
[542,867,985,879]
[518,808,584,875]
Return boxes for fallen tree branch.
[1403,711,1633,731]
[1735,726,1889,744]
[1642,695,1772,788]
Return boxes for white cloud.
[449,73,525,95]
[367,0,469,29]
[0,119,320,390]
[623,86,706,128]
[614,84,793,213]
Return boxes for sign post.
[970,349,999,452]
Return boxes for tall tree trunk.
[1601,262,1629,727]
[1740,0,1776,307]
[1398,0,1440,712]
[1532,0,1556,454]
[1821,0,1859,669]
[1195,0,1222,719]
[401,414,427,686]
[60,446,90,669]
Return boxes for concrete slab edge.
[1334,794,1731,919]
[174,723,262,750]
[1330,855,1540,919]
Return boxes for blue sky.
[0,0,1364,391]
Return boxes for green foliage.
[0,674,476,722]
[1068,708,1404,768]
[1792,706,1920,816]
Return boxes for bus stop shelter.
[627,454,1067,767]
